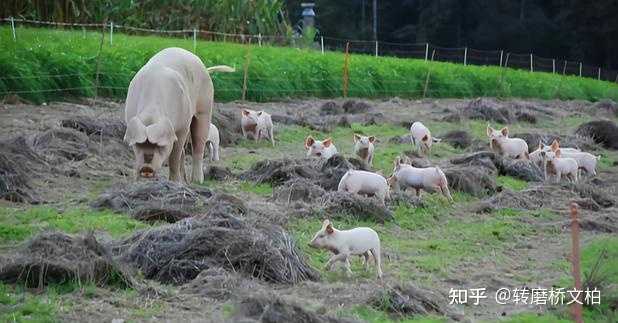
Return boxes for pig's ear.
[353,134,361,142]
[242,109,250,117]
[146,118,177,147]
[550,140,559,151]
[369,136,376,143]
[393,156,401,167]
[556,149,561,158]
[305,136,315,149]
[325,222,334,234]
[500,127,509,137]
[124,117,147,145]
[486,125,493,137]
[323,138,333,147]
[257,111,263,116]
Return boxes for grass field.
[1,27,618,104]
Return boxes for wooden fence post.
[109,22,114,46]
[504,53,510,68]
[552,59,556,74]
[375,40,378,57]
[258,33,262,47]
[530,54,533,72]
[464,47,468,66]
[598,68,601,81]
[241,42,252,101]
[570,203,583,323]
[320,36,324,54]
[10,17,16,41]
[193,28,197,53]
[424,43,429,62]
[423,49,436,98]
[579,62,582,77]
[499,50,503,67]
[563,61,568,75]
[343,42,350,97]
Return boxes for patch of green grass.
[344,305,446,323]
[497,176,528,191]
[0,206,149,244]
[2,27,617,105]
[239,181,273,197]
[0,283,59,322]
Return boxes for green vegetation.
[497,175,528,191]
[0,206,148,244]
[2,27,617,104]
[0,283,60,322]
[346,306,446,323]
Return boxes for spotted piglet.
[353,134,376,168]
[241,109,275,146]
[309,219,383,279]
[305,136,338,159]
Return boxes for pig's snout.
[316,152,322,157]
[140,166,155,178]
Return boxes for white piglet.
[241,109,275,146]
[545,148,579,183]
[546,140,599,177]
[388,157,453,201]
[206,123,220,162]
[309,219,383,279]
[410,121,440,155]
[337,170,389,205]
[353,134,376,168]
[487,125,529,159]
[305,136,338,159]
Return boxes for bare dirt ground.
[0,96,617,322]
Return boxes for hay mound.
[446,152,498,196]
[60,116,126,139]
[440,130,472,149]
[204,165,233,181]
[32,128,90,163]
[591,99,618,117]
[389,192,426,208]
[389,135,413,144]
[234,296,357,323]
[567,182,615,208]
[495,157,544,182]
[516,111,537,124]
[318,155,356,190]
[273,178,326,204]
[514,133,596,152]
[240,158,321,186]
[463,98,512,123]
[402,151,432,168]
[319,101,345,115]
[485,188,543,210]
[320,191,394,223]
[181,267,258,300]
[115,215,319,285]
[342,100,372,114]
[574,120,618,149]
[212,107,244,146]
[91,179,212,214]
[0,137,43,203]
[132,208,193,223]
[372,284,460,320]
[0,231,133,288]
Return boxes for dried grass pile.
[0,136,44,203]
[60,116,126,139]
[31,128,90,163]
[575,120,618,149]
[372,284,460,320]
[234,295,358,323]
[0,231,134,288]
[114,214,319,285]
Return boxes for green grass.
[2,27,617,104]
[0,283,59,322]
[344,306,446,323]
[497,176,528,191]
[0,206,149,244]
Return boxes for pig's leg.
[415,188,421,197]
[441,185,453,201]
[213,141,220,161]
[555,172,561,183]
[362,251,372,271]
[324,253,348,271]
[371,247,383,279]
[343,256,353,277]
[190,115,210,184]
[169,131,189,183]
[269,126,275,147]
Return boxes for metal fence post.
[579,62,582,77]
[320,36,324,54]
[10,17,16,41]
[552,59,556,74]
[499,50,503,67]
[424,43,429,62]
[598,68,601,80]
[110,21,114,46]
[530,54,533,72]
[258,33,262,47]
[193,28,197,52]
[464,47,467,66]
[375,40,378,57]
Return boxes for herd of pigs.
[122,47,601,280]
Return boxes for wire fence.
[1,16,617,103]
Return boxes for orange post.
[570,203,583,323]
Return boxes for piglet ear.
[556,149,561,158]
[353,134,361,142]
[486,125,493,137]
[257,111,263,116]
[500,127,509,137]
[550,140,559,151]
[323,138,333,147]
[369,136,376,143]
[305,136,315,149]
[326,223,334,234]
[242,109,250,117]
[321,219,330,227]
[393,156,401,166]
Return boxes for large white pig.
[241,109,275,146]
[124,47,234,183]
[337,170,389,205]
[388,157,452,201]
[309,219,383,279]
[486,125,529,159]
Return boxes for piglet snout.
[140,166,155,178]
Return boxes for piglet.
[545,148,579,183]
[353,134,376,168]
[547,140,599,177]
[206,123,220,162]
[241,109,275,146]
[309,219,383,279]
[305,136,338,159]
[388,156,452,201]
[337,170,389,205]
[410,121,440,155]
[486,125,529,159]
